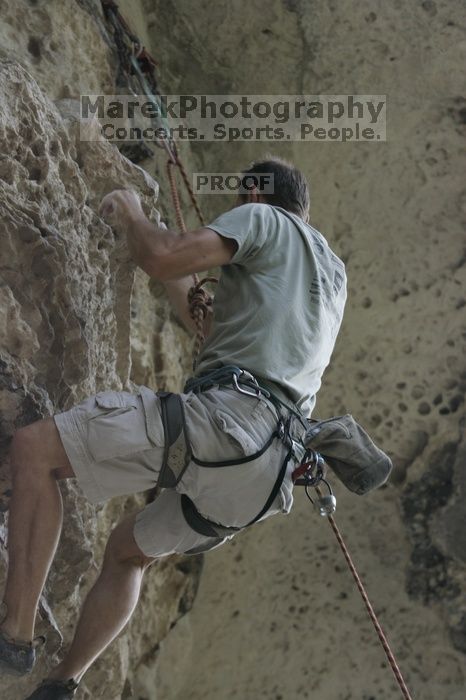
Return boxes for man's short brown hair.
[241,156,310,220]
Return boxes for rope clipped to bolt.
[166,157,217,365]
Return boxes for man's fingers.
[99,189,144,222]
[100,200,115,220]
[99,192,119,223]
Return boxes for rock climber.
[0,156,347,699]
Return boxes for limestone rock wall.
[0,0,465,699]
[0,1,200,698]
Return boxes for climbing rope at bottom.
[325,507,414,700]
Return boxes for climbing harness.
[156,364,393,535]
[184,365,309,430]
[156,391,192,489]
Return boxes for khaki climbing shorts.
[53,385,298,557]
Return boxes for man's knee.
[10,422,44,470]
[104,516,154,569]
[10,418,73,478]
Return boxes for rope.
[188,276,217,359]
[176,155,206,226]
[166,159,187,233]
[103,0,213,364]
[166,159,216,365]
[315,488,414,700]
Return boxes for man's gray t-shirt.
[196,202,347,417]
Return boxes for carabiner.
[305,478,337,517]
[232,372,261,398]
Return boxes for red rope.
[317,487,414,700]
[176,155,205,227]
[188,276,217,360]
[166,159,187,234]
[166,159,216,365]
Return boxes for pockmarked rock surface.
[0,57,197,700]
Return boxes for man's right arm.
[99,189,237,280]
[99,190,223,338]
[153,222,213,338]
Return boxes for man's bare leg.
[47,514,153,683]
[1,418,75,641]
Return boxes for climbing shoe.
[0,626,45,676]
[24,678,79,699]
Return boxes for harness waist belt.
[184,365,308,427]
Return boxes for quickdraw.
[291,449,337,516]
[102,0,177,163]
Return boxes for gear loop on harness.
[232,371,261,398]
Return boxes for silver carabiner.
[305,478,337,517]
[232,371,261,398]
